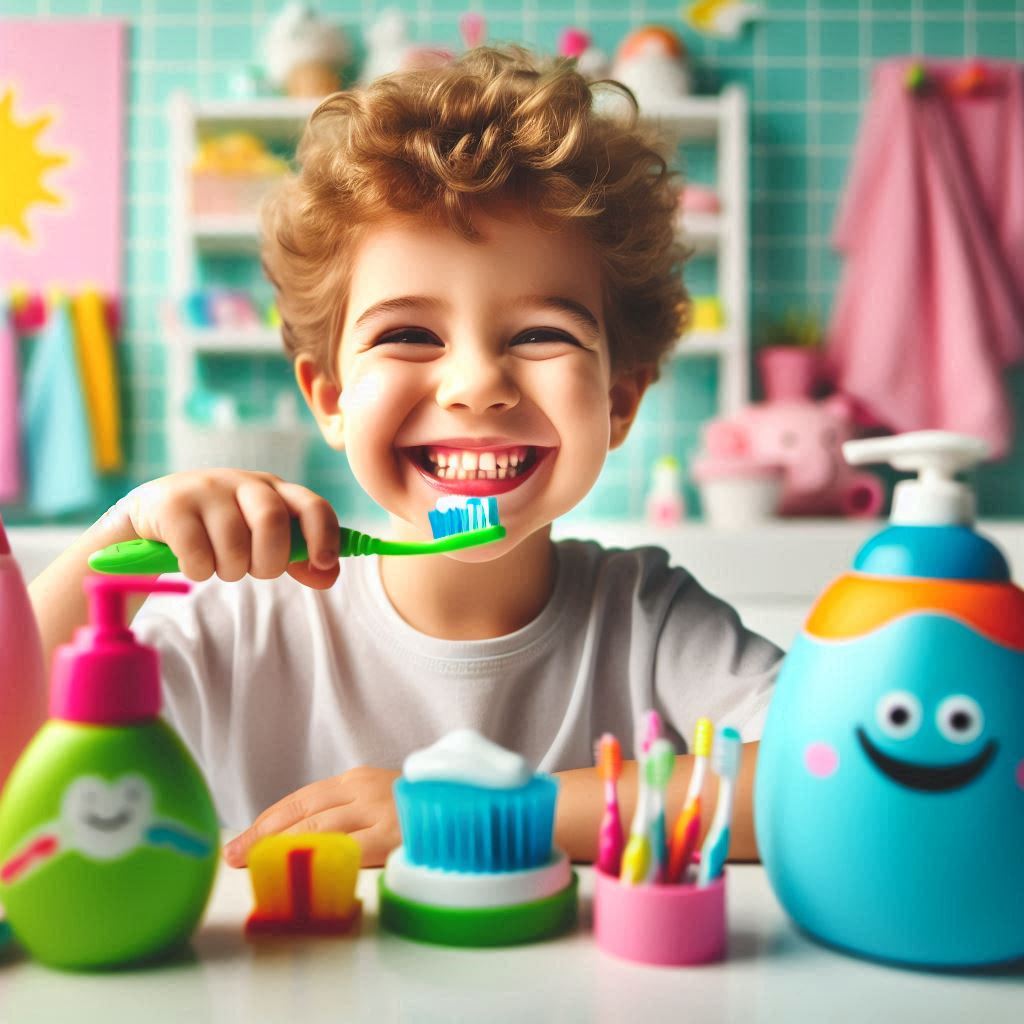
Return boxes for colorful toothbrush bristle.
[640,709,663,755]
[428,495,502,539]
[693,716,714,760]
[596,733,622,781]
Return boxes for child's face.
[300,209,647,558]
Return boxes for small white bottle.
[645,456,686,527]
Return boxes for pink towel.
[825,59,1024,458]
[0,300,22,503]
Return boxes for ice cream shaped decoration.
[0,575,219,970]
[755,432,1024,967]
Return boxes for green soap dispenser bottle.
[0,575,219,970]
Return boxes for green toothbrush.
[88,495,506,575]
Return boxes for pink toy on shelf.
[702,395,885,518]
[680,184,721,214]
[0,515,48,785]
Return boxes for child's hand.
[113,469,341,589]
[222,766,403,869]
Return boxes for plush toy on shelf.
[698,395,885,518]
[361,9,453,84]
[557,28,610,81]
[263,2,350,98]
[611,25,691,107]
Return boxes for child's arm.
[553,741,760,863]
[29,471,342,675]
[221,743,761,872]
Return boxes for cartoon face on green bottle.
[0,719,219,970]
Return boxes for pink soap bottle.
[0,514,48,784]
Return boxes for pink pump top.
[49,575,189,725]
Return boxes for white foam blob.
[339,372,383,412]
[403,729,533,788]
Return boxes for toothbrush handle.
[697,826,730,887]
[597,808,624,876]
[89,520,314,575]
[667,797,701,883]
[619,835,651,886]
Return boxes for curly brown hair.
[261,46,689,383]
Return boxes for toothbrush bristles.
[428,496,501,539]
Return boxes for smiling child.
[29,47,782,868]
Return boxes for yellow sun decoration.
[0,86,69,243]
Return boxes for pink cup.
[592,867,726,966]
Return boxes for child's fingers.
[223,779,354,866]
[159,506,216,581]
[269,480,341,571]
[286,560,341,590]
[200,495,253,583]
[235,479,293,580]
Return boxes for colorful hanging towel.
[0,298,22,503]
[825,58,1024,458]
[71,290,124,472]
[22,295,100,515]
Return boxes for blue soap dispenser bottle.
[755,431,1024,968]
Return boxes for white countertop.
[1,861,1019,1024]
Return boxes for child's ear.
[608,366,654,450]
[295,354,345,450]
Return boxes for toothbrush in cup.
[88,495,506,574]
[697,727,742,887]
[667,717,714,884]
[644,739,676,884]
[619,747,652,885]
[620,709,665,884]
[595,734,624,877]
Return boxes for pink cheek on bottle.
[1016,759,1024,790]
[805,741,839,779]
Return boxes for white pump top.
[842,431,989,526]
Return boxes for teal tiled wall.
[3,0,1023,524]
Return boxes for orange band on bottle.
[805,574,1024,650]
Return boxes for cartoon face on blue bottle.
[756,597,1024,968]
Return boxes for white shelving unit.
[651,86,751,414]
[166,86,750,470]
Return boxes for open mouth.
[856,727,996,793]
[405,444,551,496]
[84,811,134,832]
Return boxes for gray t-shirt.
[132,540,783,829]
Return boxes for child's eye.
[511,328,581,349]
[374,328,443,347]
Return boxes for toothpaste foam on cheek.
[339,372,383,412]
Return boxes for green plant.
[758,311,823,349]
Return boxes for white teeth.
[420,445,535,482]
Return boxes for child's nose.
[435,350,520,414]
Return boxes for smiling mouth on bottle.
[855,727,997,793]
[84,811,134,832]
[405,444,550,494]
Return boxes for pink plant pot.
[592,866,727,966]
[757,346,820,402]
